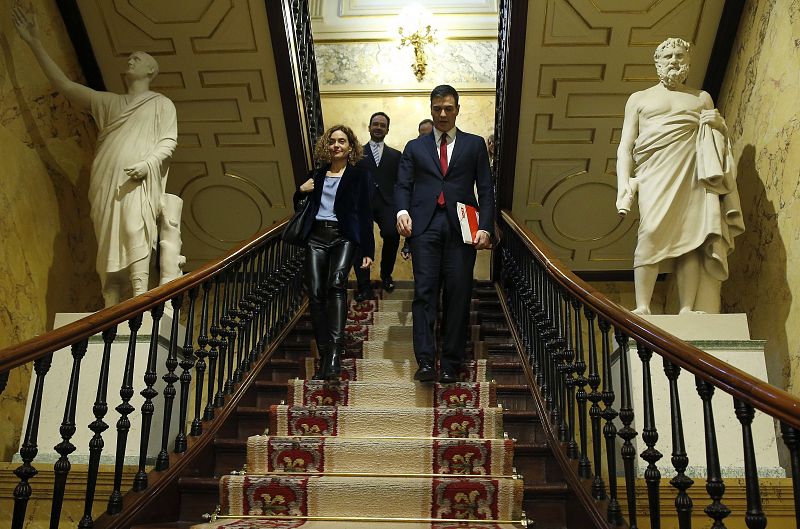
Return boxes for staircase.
[131,282,589,529]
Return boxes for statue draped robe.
[89,91,177,282]
[632,110,744,280]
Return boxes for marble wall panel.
[717,0,800,395]
[0,0,102,460]
[316,40,497,88]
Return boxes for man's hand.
[360,257,373,269]
[473,230,492,250]
[11,2,39,44]
[124,161,149,180]
[397,213,412,237]
[700,108,726,132]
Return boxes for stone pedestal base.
[612,313,784,478]
[15,312,186,466]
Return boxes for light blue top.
[315,176,341,221]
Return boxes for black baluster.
[615,329,638,529]
[216,271,231,406]
[223,268,237,395]
[585,308,606,499]
[50,339,89,528]
[192,281,212,435]
[232,260,246,383]
[780,423,800,528]
[108,313,143,514]
[175,288,198,453]
[132,303,164,491]
[573,300,591,479]
[0,370,9,397]
[156,294,182,471]
[695,377,730,528]
[235,259,251,382]
[637,343,662,528]
[12,353,53,529]
[249,249,265,363]
[242,254,257,369]
[733,399,766,529]
[663,359,693,529]
[79,326,117,529]
[208,275,223,414]
[599,319,621,524]
[563,294,578,459]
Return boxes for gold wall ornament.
[396,4,438,82]
[398,24,436,81]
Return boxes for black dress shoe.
[381,276,395,292]
[439,370,457,384]
[414,363,436,382]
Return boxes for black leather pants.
[305,221,357,360]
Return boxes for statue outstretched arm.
[616,94,640,216]
[12,3,95,111]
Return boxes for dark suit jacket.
[294,164,375,259]
[357,143,402,204]
[395,129,494,235]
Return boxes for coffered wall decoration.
[74,0,296,270]
[512,0,726,271]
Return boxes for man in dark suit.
[353,112,403,300]
[395,85,494,384]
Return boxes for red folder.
[456,202,480,244]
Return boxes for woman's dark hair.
[314,125,364,166]
[430,84,459,105]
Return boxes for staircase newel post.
[156,294,183,471]
[192,281,212,435]
[733,399,766,529]
[49,338,88,529]
[663,358,693,529]
[615,329,638,529]
[599,319,621,524]
[637,343,662,528]
[176,287,198,452]
[79,326,117,529]
[585,308,606,499]
[108,313,143,514]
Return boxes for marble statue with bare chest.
[616,37,744,315]
[13,2,184,307]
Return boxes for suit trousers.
[409,207,476,372]
[305,222,357,353]
[354,194,400,291]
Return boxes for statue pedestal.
[15,312,186,466]
[611,313,784,478]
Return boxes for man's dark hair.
[430,85,459,105]
[369,111,390,128]
[418,118,434,130]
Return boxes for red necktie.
[437,133,448,206]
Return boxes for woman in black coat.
[295,125,374,380]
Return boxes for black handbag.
[282,193,312,245]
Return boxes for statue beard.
[656,63,690,90]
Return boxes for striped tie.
[371,142,381,166]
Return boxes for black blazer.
[294,164,375,259]
[356,143,402,204]
[395,129,495,236]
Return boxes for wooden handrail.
[500,209,800,429]
[0,218,290,375]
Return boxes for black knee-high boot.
[324,280,348,381]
